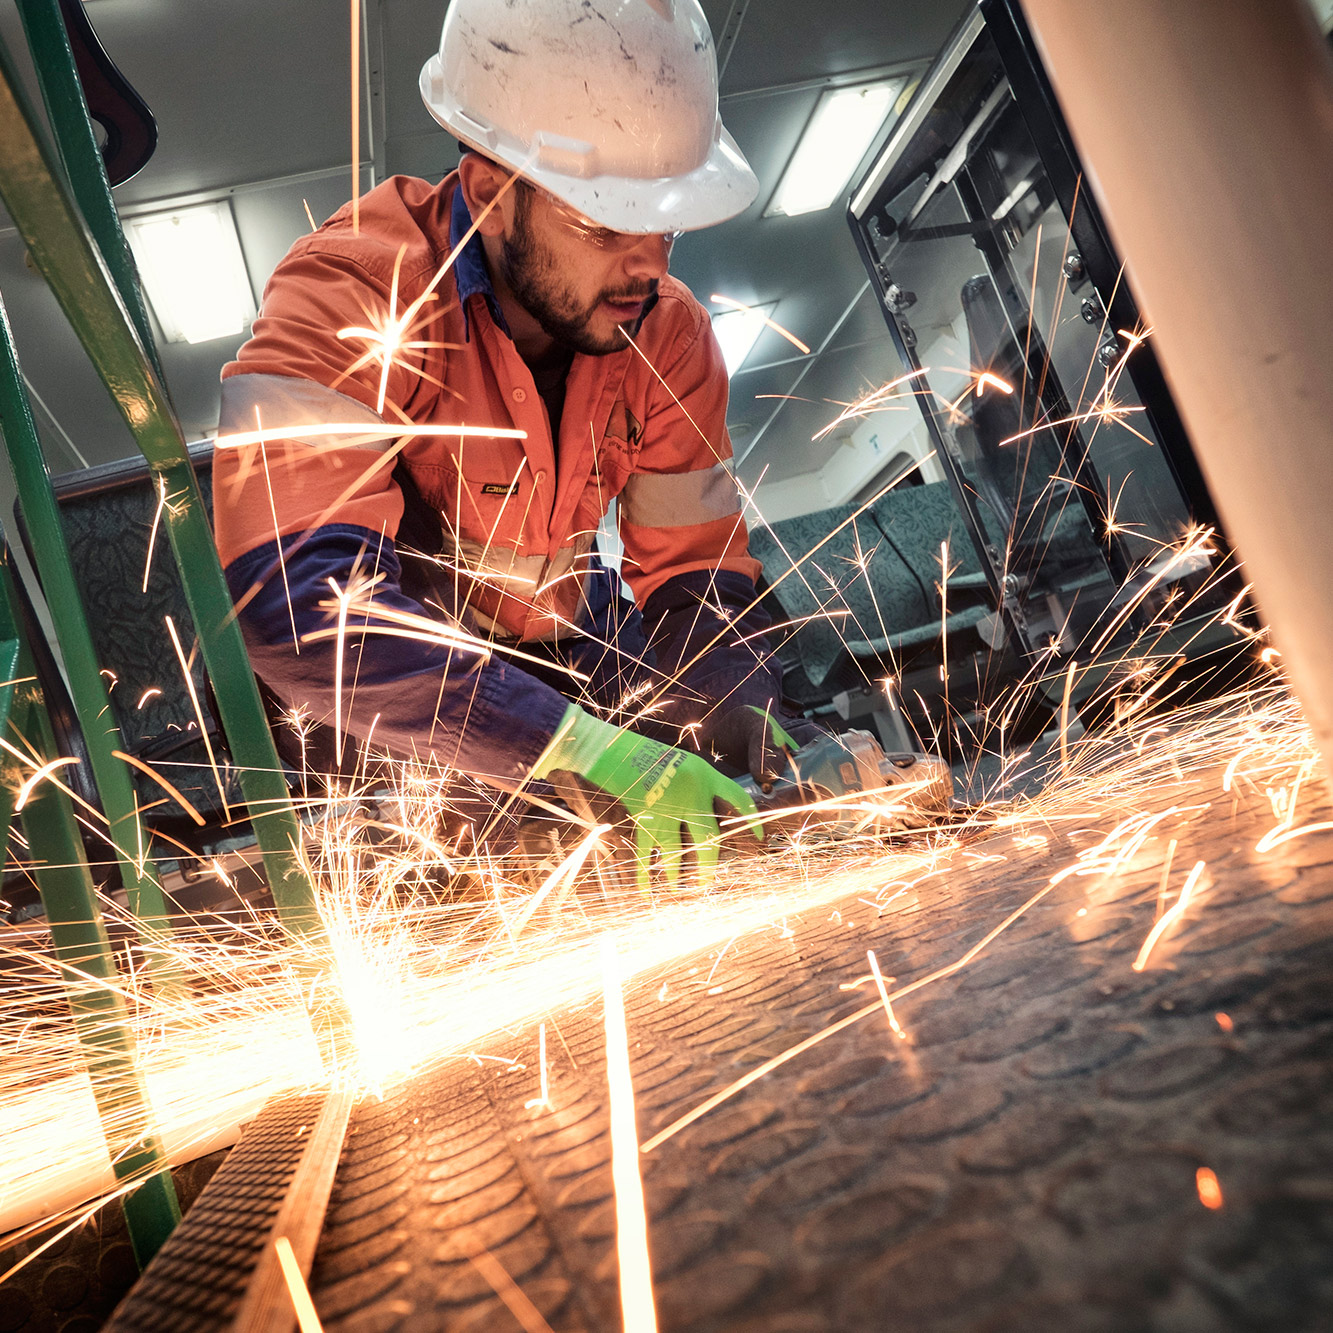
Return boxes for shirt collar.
[450,183,510,340]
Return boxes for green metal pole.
[0,294,179,964]
[0,561,180,1266]
[0,41,322,939]
[12,0,162,378]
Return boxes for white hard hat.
[420,0,759,234]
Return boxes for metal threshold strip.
[105,1089,354,1333]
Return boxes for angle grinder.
[736,729,954,835]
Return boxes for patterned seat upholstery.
[749,483,989,695]
[872,481,990,607]
[14,446,240,838]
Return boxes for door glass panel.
[854,27,1217,661]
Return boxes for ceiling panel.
[712,0,967,95]
[88,0,361,206]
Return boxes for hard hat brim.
[551,126,760,234]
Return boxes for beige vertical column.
[1018,0,1333,756]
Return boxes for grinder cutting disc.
[738,729,954,835]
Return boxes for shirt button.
[512,387,527,403]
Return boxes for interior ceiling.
[0,0,973,496]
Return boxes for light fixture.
[711,301,775,376]
[766,79,904,218]
[123,201,256,344]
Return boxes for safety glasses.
[526,181,682,253]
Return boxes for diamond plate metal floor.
[302,759,1333,1332]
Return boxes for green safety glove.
[533,705,762,887]
[693,704,823,787]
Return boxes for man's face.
[497,184,676,356]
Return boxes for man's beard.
[499,192,657,356]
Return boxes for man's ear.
[457,153,517,237]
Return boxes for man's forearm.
[226,526,571,785]
[641,567,784,727]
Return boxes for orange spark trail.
[142,474,168,594]
[248,411,301,655]
[974,371,1013,396]
[1154,838,1179,921]
[164,614,231,820]
[1059,658,1078,773]
[212,422,528,451]
[275,1235,325,1333]
[602,939,658,1333]
[1196,1167,1224,1210]
[709,293,811,355]
[465,1248,555,1333]
[13,757,81,812]
[1256,818,1333,855]
[111,751,206,828]
[1133,859,1206,971]
[867,949,905,1040]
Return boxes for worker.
[213,0,819,884]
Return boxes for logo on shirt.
[481,481,520,496]
[604,402,645,455]
[625,408,644,449]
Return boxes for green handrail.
[0,554,180,1266]
[14,0,161,377]
[0,35,322,938]
[0,295,178,969]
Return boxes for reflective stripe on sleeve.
[219,373,391,450]
[618,461,742,529]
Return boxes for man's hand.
[693,704,823,787]
[535,706,762,887]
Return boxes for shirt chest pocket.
[410,456,546,555]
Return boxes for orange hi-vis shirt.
[215,174,759,646]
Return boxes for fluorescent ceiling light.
[712,302,775,376]
[124,202,255,344]
[767,79,904,218]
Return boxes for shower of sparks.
[0,545,1317,1239]
[602,938,658,1333]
